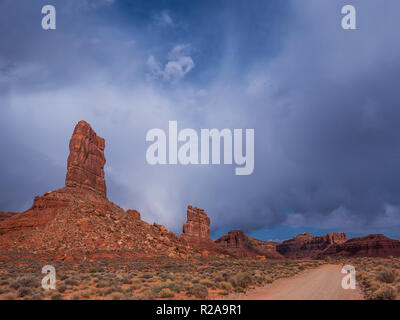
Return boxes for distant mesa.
[276,232,348,259]
[319,234,400,258]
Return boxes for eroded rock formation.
[0,121,226,262]
[0,211,15,222]
[126,209,141,220]
[277,232,348,259]
[216,230,283,259]
[65,120,107,198]
[181,205,210,242]
[320,234,400,258]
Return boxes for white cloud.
[155,10,174,26]
[163,56,194,82]
[147,45,195,83]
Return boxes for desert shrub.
[230,272,253,288]
[137,288,155,300]
[221,272,231,281]
[106,292,125,300]
[17,287,32,298]
[219,281,233,291]
[199,279,214,288]
[265,276,274,284]
[58,285,67,293]
[10,281,20,290]
[377,269,397,283]
[374,286,396,300]
[122,278,132,285]
[234,287,245,293]
[140,273,154,279]
[51,293,62,300]
[60,274,69,281]
[0,288,9,295]
[104,286,123,296]
[65,279,78,286]
[18,276,37,288]
[187,284,208,299]
[96,280,109,288]
[152,282,181,294]
[158,288,175,298]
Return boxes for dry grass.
[0,257,324,300]
[348,257,400,300]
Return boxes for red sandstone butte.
[216,230,283,259]
[181,205,210,242]
[66,120,107,198]
[0,121,210,262]
[276,232,348,259]
[319,234,400,258]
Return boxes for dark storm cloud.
[1,0,400,238]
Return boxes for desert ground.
[224,264,363,300]
[0,257,398,300]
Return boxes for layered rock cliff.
[216,230,283,259]
[276,232,348,259]
[0,121,225,262]
[181,205,210,242]
[319,234,400,258]
[65,120,107,198]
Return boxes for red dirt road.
[224,264,364,300]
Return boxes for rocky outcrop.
[65,120,107,198]
[126,209,141,220]
[216,230,250,251]
[0,211,15,222]
[0,121,227,262]
[277,232,348,259]
[320,234,400,258]
[181,205,210,242]
[247,237,284,259]
[216,230,283,259]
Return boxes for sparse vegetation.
[0,257,396,300]
[350,257,400,300]
[377,268,397,283]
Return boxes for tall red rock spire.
[181,205,210,242]
[65,120,107,198]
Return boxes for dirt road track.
[223,264,364,300]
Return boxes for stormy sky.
[1,0,400,240]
